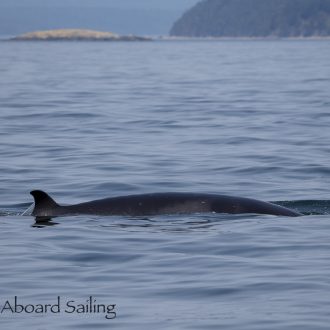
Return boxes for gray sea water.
[0,39,330,329]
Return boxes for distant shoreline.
[159,36,330,41]
[2,34,330,42]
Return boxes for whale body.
[30,190,302,218]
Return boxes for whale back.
[29,190,302,218]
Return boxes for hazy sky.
[0,0,199,35]
[1,0,199,10]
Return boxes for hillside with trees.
[170,0,330,37]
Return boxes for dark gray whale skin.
[30,190,302,218]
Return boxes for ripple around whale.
[3,199,330,220]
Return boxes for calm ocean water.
[0,39,330,329]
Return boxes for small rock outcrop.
[11,29,150,41]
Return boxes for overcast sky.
[1,0,199,10]
[0,0,199,35]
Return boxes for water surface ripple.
[0,40,330,329]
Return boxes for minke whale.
[30,190,302,218]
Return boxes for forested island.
[170,0,330,37]
[11,29,150,41]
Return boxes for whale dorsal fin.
[30,190,59,216]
